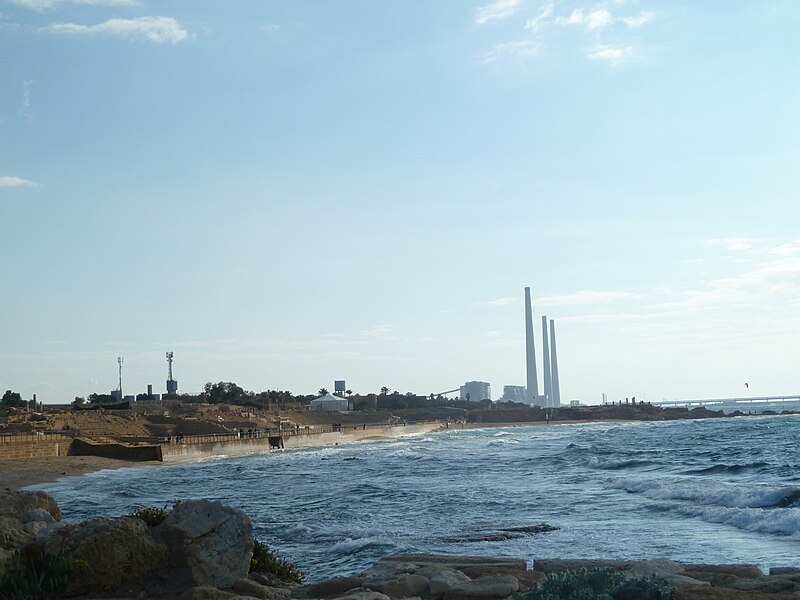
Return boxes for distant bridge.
[651,395,800,409]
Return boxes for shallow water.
[35,415,800,580]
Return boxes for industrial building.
[523,286,561,408]
[460,381,491,402]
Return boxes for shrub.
[126,500,181,527]
[513,567,673,600]
[249,539,305,584]
[0,548,75,600]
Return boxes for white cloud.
[524,3,553,31]
[479,37,540,64]
[474,0,521,25]
[705,237,760,252]
[20,79,33,120]
[587,45,633,62]
[537,290,643,305]
[557,8,612,30]
[360,324,395,337]
[47,16,188,43]
[11,0,138,9]
[0,176,40,187]
[619,11,656,27]
[482,297,517,306]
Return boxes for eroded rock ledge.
[1,490,797,599]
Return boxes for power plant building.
[502,385,527,403]
[460,381,491,402]
[522,287,562,408]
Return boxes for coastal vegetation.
[515,567,673,600]
[250,539,305,584]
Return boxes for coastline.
[0,455,163,491]
[2,419,635,491]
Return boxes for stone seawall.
[0,438,69,459]
[159,422,440,463]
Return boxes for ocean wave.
[614,479,800,509]
[488,438,520,446]
[683,462,770,476]
[329,536,389,555]
[682,505,800,537]
[588,457,653,470]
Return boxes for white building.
[460,381,491,402]
[310,393,349,412]
[502,385,527,403]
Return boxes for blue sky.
[2,0,799,404]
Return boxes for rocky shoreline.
[1,490,798,600]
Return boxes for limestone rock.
[22,520,51,537]
[429,568,472,598]
[293,575,365,598]
[156,499,254,589]
[674,584,798,600]
[728,576,798,594]
[336,592,391,600]
[680,563,763,579]
[443,573,519,600]
[365,572,430,598]
[0,516,34,550]
[679,570,739,587]
[771,567,800,575]
[21,507,56,525]
[179,586,237,600]
[232,577,293,600]
[380,554,526,575]
[624,558,709,588]
[0,490,61,522]
[533,558,634,574]
[41,516,168,595]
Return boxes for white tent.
[310,393,349,412]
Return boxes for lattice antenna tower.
[166,351,174,381]
[117,356,124,396]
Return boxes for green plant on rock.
[249,539,305,584]
[0,548,75,600]
[513,567,673,600]
[126,500,182,527]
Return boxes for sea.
[33,415,800,581]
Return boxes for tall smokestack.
[524,287,539,404]
[550,318,561,407]
[542,316,552,407]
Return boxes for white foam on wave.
[681,505,800,537]
[613,478,800,509]
[329,536,386,555]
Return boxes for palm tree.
[345,389,353,397]
[318,388,328,396]
[380,386,390,396]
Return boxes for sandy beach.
[0,419,633,490]
[0,456,161,491]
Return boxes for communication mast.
[166,351,178,396]
[117,356,124,399]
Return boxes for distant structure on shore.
[166,351,178,396]
[521,287,561,408]
[460,381,491,402]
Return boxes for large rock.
[179,586,237,600]
[232,577,293,600]
[21,508,56,525]
[0,515,34,550]
[625,558,710,588]
[0,490,61,522]
[366,572,430,597]
[429,568,472,598]
[681,563,763,579]
[156,499,254,589]
[443,574,519,600]
[41,516,168,595]
[674,585,798,600]
[336,592,391,600]
[533,558,634,573]
[293,575,365,598]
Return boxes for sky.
[2,0,800,405]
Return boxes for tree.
[380,387,389,396]
[87,393,117,405]
[72,396,86,408]
[318,388,328,396]
[201,382,252,405]
[345,389,352,397]
[1,390,24,408]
